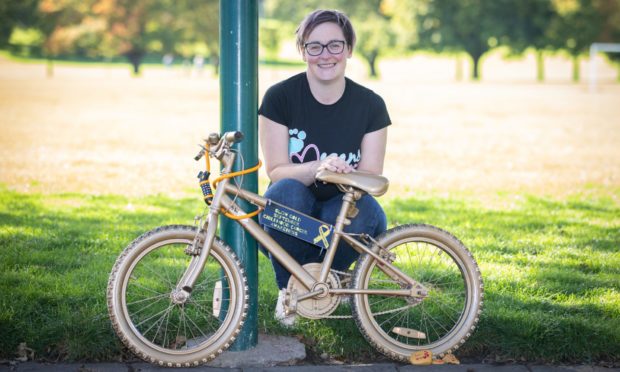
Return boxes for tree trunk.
[471,54,481,80]
[46,58,54,78]
[455,56,463,81]
[572,55,580,83]
[212,55,220,76]
[536,49,545,82]
[364,50,379,78]
[368,54,378,78]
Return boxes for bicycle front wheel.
[352,224,483,362]
[107,225,247,367]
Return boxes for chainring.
[286,263,341,319]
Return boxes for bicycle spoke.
[128,295,168,318]
[126,293,169,307]
[139,304,176,335]
[151,304,174,345]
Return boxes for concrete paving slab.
[8,362,87,371]
[203,333,306,368]
[245,363,400,372]
[530,366,620,372]
[130,362,237,371]
[79,363,131,372]
[399,364,529,372]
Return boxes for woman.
[258,9,391,326]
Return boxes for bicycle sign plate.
[261,200,333,250]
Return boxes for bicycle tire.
[107,225,248,367]
[352,224,483,362]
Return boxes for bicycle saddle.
[315,170,389,197]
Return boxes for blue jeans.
[259,178,387,289]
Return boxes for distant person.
[258,9,391,326]
[193,55,205,75]
[162,53,174,68]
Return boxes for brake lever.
[194,145,207,161]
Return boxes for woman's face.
[303,22,351,84]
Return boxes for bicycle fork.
[170,150,238,303]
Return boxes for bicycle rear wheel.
[352,224,483,362]
[107,225,247,367]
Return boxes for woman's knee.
[350,195,387,235]
[264,178,314,210]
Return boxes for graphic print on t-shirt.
[288,128,361,168]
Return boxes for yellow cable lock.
[210,159,263,220]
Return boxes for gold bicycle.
[107,131,483,367]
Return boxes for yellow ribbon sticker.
[313,224,331,248]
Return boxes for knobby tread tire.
[107,225,248,367]
[351,224,483,362]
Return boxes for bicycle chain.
[323,270,415,319]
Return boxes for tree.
[91,0,151,75]
[37,0,102,76]
[0,0,40,47]
[502,0,557,82]
[415,0,512,80]
[263,0,398,78]
[595,0,620,81]
[260,18,291,61]
[354,13,395,78]
[344,0,398,78]
[547,0,604,82]
[176,0,219,74]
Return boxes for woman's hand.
[316,155,354,173]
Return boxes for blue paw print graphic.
[289,129,306,154]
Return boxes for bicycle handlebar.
[195,131,244,161]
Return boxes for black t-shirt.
[259,72,391,200]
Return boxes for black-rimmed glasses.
[304,40,346,56]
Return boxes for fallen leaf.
[442,353,460,365]
[410,350,433,365]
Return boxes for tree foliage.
[2,0,619,81]
[0,0,40,47]
[500,0,556,81]
[263,0,398,77]
[594,0,620,80]
[414,0,518,80]
[546,0,605,81]
[7,0,219,75]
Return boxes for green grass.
[0,186,618,364]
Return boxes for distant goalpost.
[589,42,620,92]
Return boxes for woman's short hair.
[296,9,356,54]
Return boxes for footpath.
[2,362,617,372]
[2,335,617,372]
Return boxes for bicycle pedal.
[285,290,298,315]
[392,327,426,339]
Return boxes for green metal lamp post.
[219,0,259,350]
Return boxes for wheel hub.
[170,289,190,304]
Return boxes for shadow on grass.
[382,195,620,364]
[1,188,618,364]
[0,188,201,361]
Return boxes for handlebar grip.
[223,131,244,143]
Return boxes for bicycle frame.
[176,139,425,301]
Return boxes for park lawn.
[0,186,618,364]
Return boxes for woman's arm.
[259,115,320,185]
[356,127,388,175]
[259,116,383,183]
